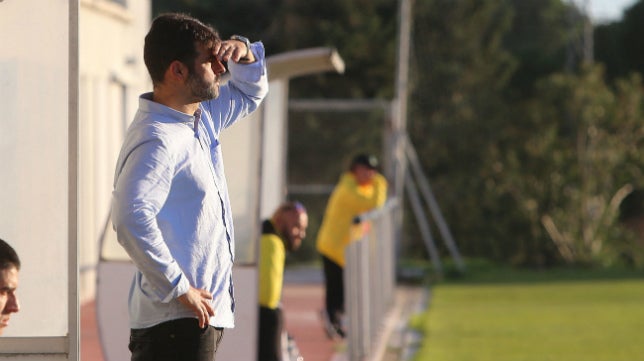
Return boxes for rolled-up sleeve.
[211,41,269,130]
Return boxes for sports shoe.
[286,333,304,361]
[319,310,340,340]
[334,324,346,339]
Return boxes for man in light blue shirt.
[111,13,268,361]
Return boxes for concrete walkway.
[81,266,425,361]
[81,300,105,361]
[281,266,426,361]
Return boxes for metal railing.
[345,198,400,361]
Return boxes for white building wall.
[0,1,79,358]
[78,0,151,302]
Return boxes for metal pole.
[346,241,361,361]
[392,0,413,201]
[68,0,80,359]
[404,176,443,274]
[405,135,466,272]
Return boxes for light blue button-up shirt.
[111,42,268,329]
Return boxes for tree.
[594,0,644,83]
[406,0,644,266]
[149,0,644,267]
[407,0,521,262]
[509,66,644,265]
[153,0,283,45]
[503,0,574,97]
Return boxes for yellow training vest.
[316,172,387,267]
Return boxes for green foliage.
[516,66,644,266]
[408,0,644,267]
[503,0,574,97]
[594,0,644,82]
[621,1,644,77]
[407,0,520,263]
[150,0,644,268]
[594,22,627,80]
[152,0,283,43]
[409,0,543,264]
[282,0,399,98]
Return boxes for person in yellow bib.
[316,154,388,339]
[258,202,308,361]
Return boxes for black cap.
[350,153,379,170]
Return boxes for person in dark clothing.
[258,202,308,361]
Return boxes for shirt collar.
[139,92,200,126]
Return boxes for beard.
[187,72,219,102]
[280,225,301,252]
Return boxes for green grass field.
[410,265,644,361]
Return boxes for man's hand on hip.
[178,287,215,328]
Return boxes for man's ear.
[167,60,188,81]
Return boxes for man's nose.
[6,294,19,313]
[212,58,226,74]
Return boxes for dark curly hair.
[0,238,20,271]
[144,13,221,85]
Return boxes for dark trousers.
[129,318,224,361]
[258,306,284,361]
[322,255,344,326]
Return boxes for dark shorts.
[129,318,224,361]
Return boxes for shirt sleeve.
[111,139,190,303]
[205,41,269,132]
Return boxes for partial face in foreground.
[0,266,20,335]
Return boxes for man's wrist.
[230,35,251,60]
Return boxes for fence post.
[345,199,399,361]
